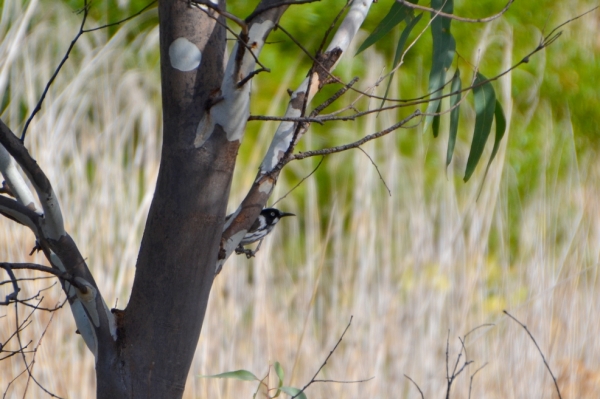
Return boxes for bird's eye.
[270,212,275,217]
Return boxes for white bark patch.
[50,252,66,272]
[227,230,247,252]
[209,20,275,142]
[169,38,202,72]
[194,113,214,148]
[0,144,39,210]
[211,43,250,142]
[326,0,373,54]
[223,206,241,231]
[259,84,308,173]
[39,199,66,240]
[259,180,273,194]
[102,301,118,341]
[76,279,101,327]
[70,301,98,359]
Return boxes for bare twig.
[191,1,271,81]
[0,264,20,305]
[288,110,421,163]
[245,0,322,22]
[272,156,325,206]
[21,0,158,141]
[504,310,562,399]
[83,0,157,33]
[292,316,355,398]
[1,263,88,293]
[190,0,248,34]
[397,0,515,23]
[468,362,488,399]
[20,1,90,142]
[357,147,391,197]
[403,374,424,399]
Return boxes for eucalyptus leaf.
[273,362,284,397]
[356,0,418,55]
[432,101,442,138]
[199,369,259,382]
[380,13,423,108]
[281,386,308,399]
[464,73,496,182]
[446,69,461,167]
[424,0,455,131]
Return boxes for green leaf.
[480,101,507,178]
[355,0,418,55]
[380,13,423,108]
[424,0,455,131]
[464,73,496,182]
[446,69,461,167]
[490,100,507,163]
[432,101,442,138]
[199,369,259,382]
[273,362,284,397]
[280,386,308,399]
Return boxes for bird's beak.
[281,212,295,218]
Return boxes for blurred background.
[1,0,599,397]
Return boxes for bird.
[235,208,295,258]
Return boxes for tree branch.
[1,263,89,293]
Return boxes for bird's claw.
[235,245,256,258]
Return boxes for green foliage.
[424,0,456,131]
[200,369,260,382]
[446,69,461,168]
[355,0,416,55]
[464,73,498,181]
[200,362,307,399]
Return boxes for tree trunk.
[97,2,231,397]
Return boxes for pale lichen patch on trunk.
[169,37,202,72]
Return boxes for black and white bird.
[235,208,295,258]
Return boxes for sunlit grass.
[1,0,600,398]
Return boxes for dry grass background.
[1,0,600,398]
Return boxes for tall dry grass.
[1,0,599,398]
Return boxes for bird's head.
[261,208,295,226]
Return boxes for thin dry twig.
[403,374,424,399]
[1,263,88,293]
[288,110,421,164]
[397,0,515,23]
[272,156,325,206]
[504,310,562,399]
[245,0,322,22]
[83,0,157,33]
[20,0,160,141]
[291,316,355,398]
[357,147,391,197]
[20,0,90,142]
[468,362,488,399]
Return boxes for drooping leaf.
[480,101,507,180]
[489,100,507,163]
[446,69,461,167]
[273,362,284,397]
[380,13,423,108]
[356,0,418,55]
[464,73,496,182]
[200,369,259,382]
[424,0,455,131]
[280,386,308,399]
[432,101,442,138]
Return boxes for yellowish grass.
[1,1,599,398]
